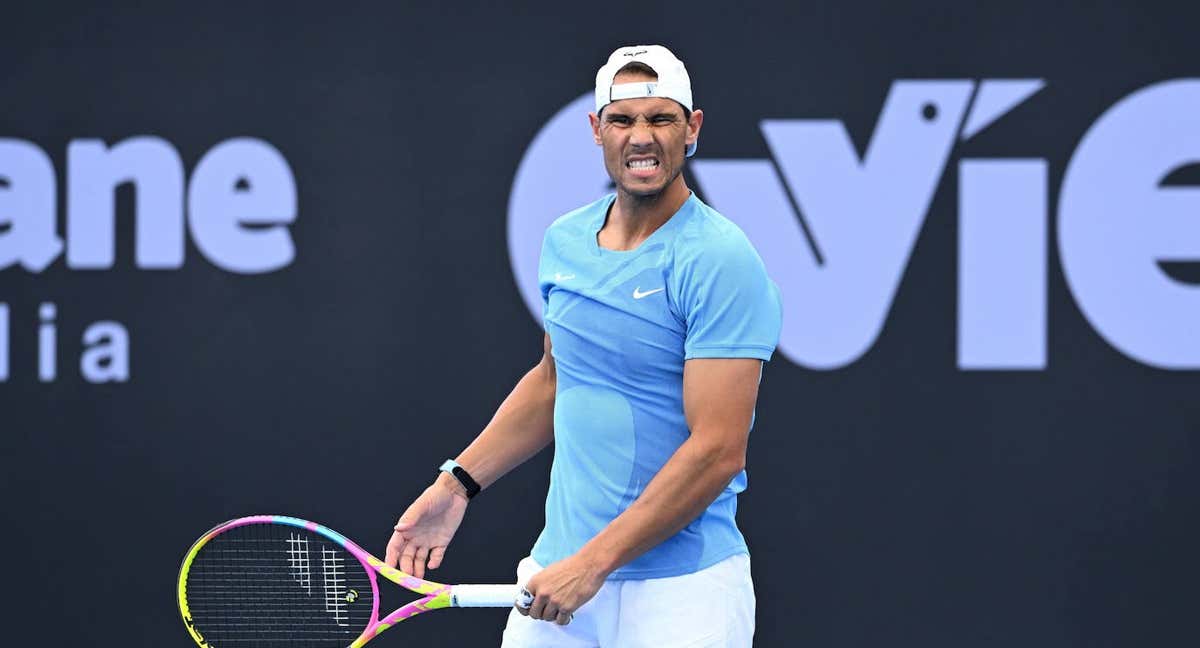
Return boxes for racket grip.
[451,584,524,608]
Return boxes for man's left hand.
[516,552,608,625]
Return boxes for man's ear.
[588,112,602,146]
[686,109,704,148]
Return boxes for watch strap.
[439,459,481,499]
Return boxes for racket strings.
[184,523,374,647]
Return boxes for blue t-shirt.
[530,192,783,580]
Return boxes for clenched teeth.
[627,159,659,169]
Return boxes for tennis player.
[385,44,782,646]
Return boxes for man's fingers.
[517,588,573,623]
[529,593,548,620]
[428,546,446,570]
[413,546,430,579]
[384,535,405,569]
[399,543,418,576]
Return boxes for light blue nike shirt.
[530,192,783,580]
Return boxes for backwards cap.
[594,45,697,157]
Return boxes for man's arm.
[385,333,556,577]
[520,357,761,624]
[452,332,557,488]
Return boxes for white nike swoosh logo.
[633,287,665,299]
[555,273,575,281]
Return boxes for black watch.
[439,459,481,499]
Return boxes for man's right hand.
[385,473,469,579]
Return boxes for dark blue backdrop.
[1,1,1197,646]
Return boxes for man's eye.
[652,117,675,124]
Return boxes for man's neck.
[600,176,691,251]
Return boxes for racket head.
[178,515,382,647]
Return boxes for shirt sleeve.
[677,233,782,361]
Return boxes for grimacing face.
[589,71,702,199]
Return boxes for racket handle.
[451,584,524,608]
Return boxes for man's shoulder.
[673,197,761,263]
[546,194,613,238]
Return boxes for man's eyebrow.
[604,111,681,120]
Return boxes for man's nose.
[629,119,654,146]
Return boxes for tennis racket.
[178,515,527,647]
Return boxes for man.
[385,44,782,647]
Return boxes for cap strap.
[607,81,692,109]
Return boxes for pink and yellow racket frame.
[178,515,516,648]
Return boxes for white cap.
[594,44,697,157]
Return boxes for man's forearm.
[450,359,556,490]
[575,428,745,575]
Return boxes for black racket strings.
[184,523,374,647]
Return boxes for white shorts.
[500,553,755,648]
